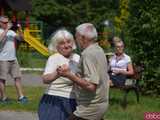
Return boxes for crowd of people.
[0,15,134,120]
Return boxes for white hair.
[0,16,8,22]
[48,29,75,53]
[76,23,98,41]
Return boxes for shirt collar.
[82,42,98,53]
[113,53,125,60]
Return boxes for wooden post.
[0,7,4,16]
[25,11,30,29]
[12,11,17,22]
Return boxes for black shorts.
[110,74,126,86]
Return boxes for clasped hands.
[112,69,126,75]
[57,64,71,77]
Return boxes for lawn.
[0,86,159,120]
[105,89,160,120]
[0,86,44,112]
[17,50,47,68]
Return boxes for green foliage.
[17,50,47,68]
[127,0,160,95]
[30,0,119,38]
[114,0,129,34]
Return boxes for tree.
[127,0,160,95]
[30,0,119,39]
[114,0,129,34]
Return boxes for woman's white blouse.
[110,53,131,72]
[43,53,80,98]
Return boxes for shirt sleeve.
[43,56,58,75]
[9,30,17,37]
[82,55,100,85]
[127,56,132,64]
[0,29,3,34]
[0,29,5,41]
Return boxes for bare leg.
[14,77,24,98]
[0,79,7,99]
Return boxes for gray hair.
[114,38,124,47]
[0,16,8,22]
[76,23,98,41]
[48,29,75,53]
[113,37,122,44]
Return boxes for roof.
[0,0,32,11]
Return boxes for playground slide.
[23,28,49,57]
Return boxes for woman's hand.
[57,64,71,77]
[113,69,126,75]
[118,70,127,75]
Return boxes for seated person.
[109,38,134,87]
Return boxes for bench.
[109,63,144,108]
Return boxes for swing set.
[0,0,49,56]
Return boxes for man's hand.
[15,24,24,41]
[57,64,71,77]
[0,23,12,42]
[17,24,23,32]
[57,64,97,92]
[7,22,12,30]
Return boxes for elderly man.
[57,23,109,120]
[0,16,27,103]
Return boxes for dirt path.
[7,73,44,86]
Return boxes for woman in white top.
[38,29,80,120]
[109,38,134,86]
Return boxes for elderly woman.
[109,38,134,86]
[38,29,80,120]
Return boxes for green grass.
[17,50,47,68]
[0,86,44,112]
[104,89,160,120]
[0,86,160,120]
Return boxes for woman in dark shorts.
[109,38,134,86]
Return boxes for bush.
[127,0,160,95]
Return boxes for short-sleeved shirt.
[74,43,109,120]
[43,53,80,99]
[110,53,131,72]
[0,29,17,61]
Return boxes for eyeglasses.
[0,21,8,24]
[115,45,124,48]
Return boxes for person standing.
[38,29,80,120]
[0,16,27,103]
[57,23,110,120]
